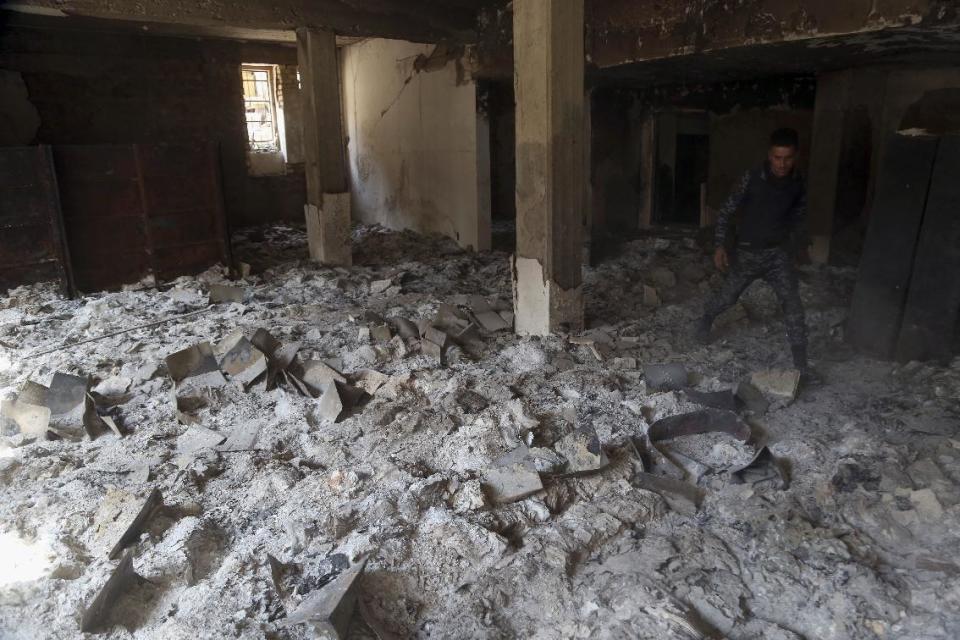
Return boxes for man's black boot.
[694,317,713,345]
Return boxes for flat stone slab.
[279,556,368,638]
[208,284,244,304]
[751,369,801,403]
[483,445,543,504]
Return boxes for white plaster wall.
[342,38,490,251]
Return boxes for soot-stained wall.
[0,24,305,229]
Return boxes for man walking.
[695,128,816,380]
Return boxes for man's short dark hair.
[770,128,799,149]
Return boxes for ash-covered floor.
[1,224,959,639]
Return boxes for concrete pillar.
[512,0,585,336]
[296,27,351,266]
[806,71,849,265]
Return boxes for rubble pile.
[0,223,958,639]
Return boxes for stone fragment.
[475,310,510,333]
[421,339,444,365]
[208,284,244,304]
[278,557,368,638]
[650,266,677,289]
[911,488,944,520]
[644,363,689,391]
[555,425,609,474]
[424,326,449,349]
[751,369,801,403]
[483,445,543,504]
[301,360,347,395]
[642,285,660,308]
[389,335,409,358]
[109,488,164,560]
[317,382,361,424]
[215,333,267,387]
[1,381,50,439]
[389,317,419,340]
[353,370,389,396]
[80,551,143,633]
[166,343,226,388]
[176,426,225,460]
[370,325,392,343]
[251,329,282,359]
[217,421,261,452]
[370,279,392,294]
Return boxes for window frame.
[241,64,281,153]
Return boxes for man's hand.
[714,247,730,272]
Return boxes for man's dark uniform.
[699,162,810,370]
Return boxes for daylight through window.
[242,65,280,152]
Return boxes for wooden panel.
[847,134,939,359]
[0,146,72,296]
[896,135,960,363]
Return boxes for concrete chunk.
[483,445,543,504]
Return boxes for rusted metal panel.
[137,142,232,283]
[0,146,73,296]
[2,144,230,294]
[55,144,151,292]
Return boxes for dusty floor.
[1,224,958,639]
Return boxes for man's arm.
[715,170,750,248]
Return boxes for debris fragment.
[683,389,737,412]
[730,446,791,489]
[750,369,801,403]
[648,409,752,444]
[483,445,543,503]
[80,551,144,633]
[1,381,51,439]
[166,342,227,388]
[279,556,368,638]
[215,332,268,387]
[208,284,244,304]
[555,425,609,474]
[108,488,165,560]
[644,363,689,391]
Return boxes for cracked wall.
[342,39,491,252]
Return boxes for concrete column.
[512,0,585,336]
[296,27,351,266]
[806,71,849,265]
